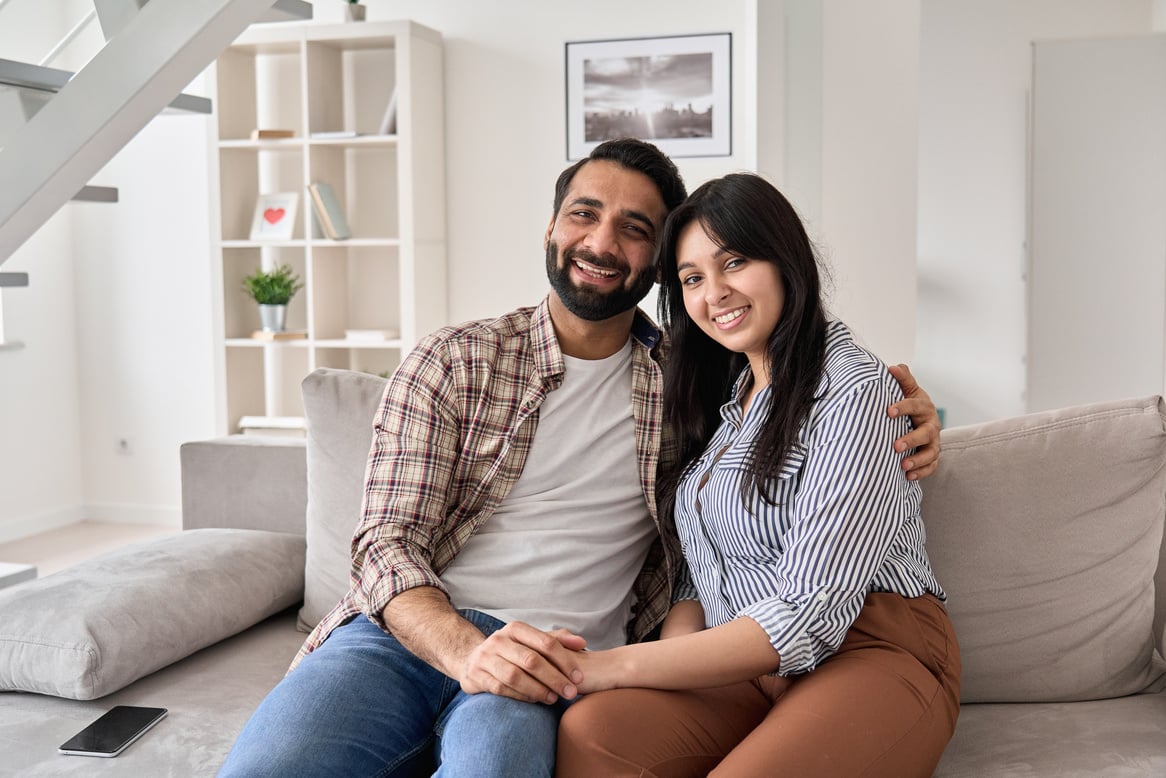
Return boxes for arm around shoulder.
[886,363,941,481]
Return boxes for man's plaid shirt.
[292,297,681,669]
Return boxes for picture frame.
[248,192,299,241]
[565,32,732,160]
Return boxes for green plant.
[241,264,303,305]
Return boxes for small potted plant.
[345,0,366,22]
[242,263,303,332]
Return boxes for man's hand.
[459,622,586,704]
[383,587,586,705]
[887,363,941,481]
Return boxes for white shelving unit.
[207,20,446,435]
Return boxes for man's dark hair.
[553,138,687,215]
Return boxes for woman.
[556,173,960,777]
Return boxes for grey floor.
[0,521,179,578]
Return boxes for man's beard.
[546,242,655,322]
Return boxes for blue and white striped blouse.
[672,320,945,676]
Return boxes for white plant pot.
[258,304,287,332]
[345,3,366,22]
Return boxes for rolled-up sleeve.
[354,336,462,627]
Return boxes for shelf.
[308,134,398,147]
[221,239,308,249]
[225,338,311,348]
[210,21,446,435]
[219,138,306,149]
[314,339,404,349]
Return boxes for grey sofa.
[1,369,1164,776]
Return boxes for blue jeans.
[218,611,570,777]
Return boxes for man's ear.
[544,214,556,249]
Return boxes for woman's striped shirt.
[673,320,945,676]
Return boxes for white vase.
[258,304,287,332]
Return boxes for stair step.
[0,59,211,115]
[264,0,313,23]
[72,186,118,203]
[0,272,29,287]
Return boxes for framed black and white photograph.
[565,33,731,160]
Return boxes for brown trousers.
[557,593,961,778]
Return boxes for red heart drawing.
[264,207,286,225]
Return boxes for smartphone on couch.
[58,705,168,757]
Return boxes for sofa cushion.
[0,529,305,700]
[922,395,1166,703]
[298,368,387,631]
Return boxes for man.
[219,139,940,777]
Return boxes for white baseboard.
[0,504,182,544]
[0,505,86,544]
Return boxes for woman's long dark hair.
[657,173,828,520]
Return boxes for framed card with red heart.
[249,192,299,241]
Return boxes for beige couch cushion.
[923,395,1166,702]
[0,529,305,700]
[298,368,388,631]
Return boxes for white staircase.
[0,0,312,269]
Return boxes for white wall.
[359,0,760,322]
[0,0,764,541]
[0,1,93,540]
[70,112,217,525]
[0,2,213,540]
[8,0,1145,539]
[916,0,1152,427]
[822,1,920,363]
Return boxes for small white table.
[0,562,36,590]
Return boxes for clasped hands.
[458,621,600,704]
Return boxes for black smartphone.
[58,705,168,757]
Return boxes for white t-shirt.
[441,338,657,649]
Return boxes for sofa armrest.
[180,435,307,535]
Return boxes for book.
[250,329,307,341]
[250,128,295,139]
[376,88,398,135]
[307,182,352,240]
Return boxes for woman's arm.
[658,599,706,640]
[576,616,779,693]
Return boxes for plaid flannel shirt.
[292,297,680,669]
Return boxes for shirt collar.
[531,298,566,385]
[532,296,663,381]
[721,366,772,424]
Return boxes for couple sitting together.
[220,138,960,777]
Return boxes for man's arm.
[384,587,586,704]
[355,336,587,705]
[886,363,941,481]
